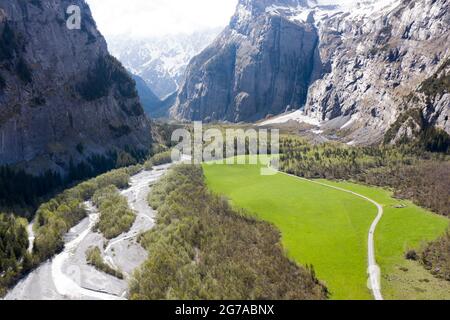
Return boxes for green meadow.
[202,158,450,300]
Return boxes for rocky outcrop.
[172,0,449,145]
[303,0,450,144]
[171,0,323,122]
[0,0,152,174]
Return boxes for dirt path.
[278,170,384,300]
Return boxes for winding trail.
[277,170,384,300]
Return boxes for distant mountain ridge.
[107,29,222,99]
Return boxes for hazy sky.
[86,0,238,38]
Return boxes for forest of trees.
[92,185,136,239]
[279,137,449,217]
[130,165,328,300]
[0,213,30,296]
[33,165,140,262]
[361,161,450,216]
[0,149,144,219]
[420,232,450,281]
[279,136,450,283]
[143,151,173,170]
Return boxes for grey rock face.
[303,0,450,144]
[172,0,449,145]
[172,0,322,122]
[0,0,152,173]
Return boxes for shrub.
[116,151,137,168]
[144,151,173,170]
[405,250,418,261]
[86,246,123,279]
[92,185,136,239]
[421,231,450,281]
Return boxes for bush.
[143,151,173,170]
[92,185,136,239]
[421,231,450,281]
[33,167,134,261]
[131,165,328,300]
[86,246,123,279]
[405,250,418,261]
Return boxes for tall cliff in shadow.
[0,0,152,174]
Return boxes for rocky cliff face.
[0,0,152,174]
[171,0,323,122]
[304,0,450,144]
[172,0,449,144]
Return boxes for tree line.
[130,165,328,300]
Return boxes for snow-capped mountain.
[107,29,222,99]
[172,0,449,145]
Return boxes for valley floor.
[203,159,450,300]
[4,166,170,300]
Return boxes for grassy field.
[203,158,450,300]
[321,180,450,300]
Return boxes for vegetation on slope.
[0,149,143,218]
[420,231,450,281]
[419,58,450,98]
[384,108,450,154]
[362,161,449,216]
[204,159,376,300]
[320,180,450,300]
[86,246,123,279]
[33,166,140,262]
[204,158,450,300]
[0,213,30,296]
[78,54,140,104]
[130,165,328,300]
[279,137,449,216]
[92,186,136,239]
[143,150,173,170]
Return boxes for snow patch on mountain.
[260,110,322,126]
[263,0,400,25]
[107,29,221,98]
